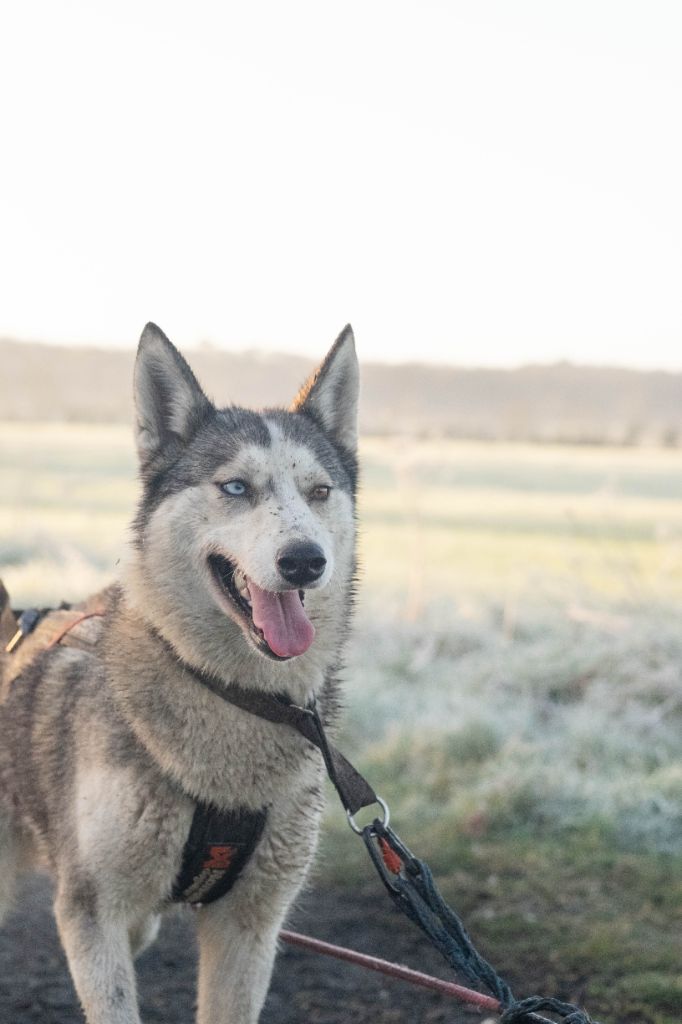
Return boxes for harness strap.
[46,610,105,649]
[166,673,378,907]
[186,672,377,816]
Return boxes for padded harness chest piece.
[171,804,267,906]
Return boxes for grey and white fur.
[0,322,360,1023]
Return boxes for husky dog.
[0,322,359,1023]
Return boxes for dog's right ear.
[134,323,212,472]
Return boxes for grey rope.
[364,822,598,1024]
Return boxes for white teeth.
[231,567,252,606]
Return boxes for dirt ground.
[0,875,481,1023]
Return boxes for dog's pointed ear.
[291,325,359,452]
[134,323,212,470]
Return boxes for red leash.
[279,929,501,1013]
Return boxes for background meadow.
[2,420,681,1022]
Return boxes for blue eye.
[220,479,248,496]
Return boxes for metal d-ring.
[346,796,390,835]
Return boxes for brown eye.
[311,485,331,501]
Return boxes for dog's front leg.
[195,902,281,1024]
[55,884,141,1024]
[195,801,321,1024]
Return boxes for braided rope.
[363,823,599,1024]
[500,996,595,1023]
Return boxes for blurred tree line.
[3,339,682,446]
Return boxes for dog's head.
[129,323,358,674]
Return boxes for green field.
[1,423,681,1022]
[5,423,682,607]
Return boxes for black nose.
[277,542,327,586]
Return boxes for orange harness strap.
[46,610,106,650]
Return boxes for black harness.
[167,670,378,907]
[4,605,379,909]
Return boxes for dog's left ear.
[291,325,359,453]
[134,322,213,471]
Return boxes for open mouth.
[208,554,315,660]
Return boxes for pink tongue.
[248,579,315,658]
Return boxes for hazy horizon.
[5,332,682,376]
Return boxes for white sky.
[1,1,681,368]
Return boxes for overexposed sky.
[1,1,681,368]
